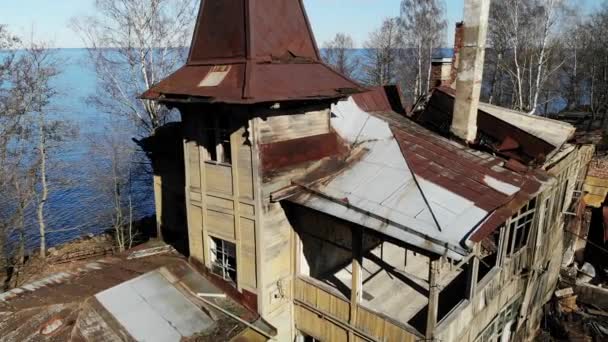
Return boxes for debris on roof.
[142,0,365,104]
[0,243,275,342]
[414,87,575,165]
[274,87,546,259]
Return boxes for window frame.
[209,236,238,285]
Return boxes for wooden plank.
[186,141,201,190]
[355,306,385,340]
[295,305,325,341]
[239,203,255,217]
[240,218,257,289]
[257,109,329,144]
[317,287,350,322]
[187,204,204,263]
[384,320,417,342]
[206,195,234,212]
[205,163,233,195]
[207,209,236,240]
[238,144,254,200]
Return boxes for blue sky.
[1,0,598,49]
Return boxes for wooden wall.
[182,111,258,295]
[434,145,592,342]
[294,277,420,342]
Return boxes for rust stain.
[142,0,365,104]
[417,87,554,165]
[260,132,348,176]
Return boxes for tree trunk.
[37,115,48,259]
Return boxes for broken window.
[478,226,502,283]
[210,237,237,284]
[506,198,537,257]
[475,297,522,342]
[542,197,552,235]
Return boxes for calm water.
[19,48,155,250]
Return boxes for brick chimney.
[430,22,464,89]
[430,57,453,88]
[450,0,490,143]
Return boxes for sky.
[0,0,599,49]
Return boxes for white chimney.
[451,0,491,143]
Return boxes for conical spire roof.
[143,0,364,104]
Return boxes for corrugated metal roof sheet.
[142,0,365,104]
[283,88,544,259]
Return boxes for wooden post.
[153,174,163,240]
[349,227,363,340]
[426,257,440,340]
[466,245,480,300]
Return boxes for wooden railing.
[294,277,421,342]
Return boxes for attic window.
[198,65,231,87]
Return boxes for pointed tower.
[144,1,364,340]
[143,0,363,103]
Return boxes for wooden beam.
[426,257,440,340]
[350,227,363,341]
[466,245,480,300]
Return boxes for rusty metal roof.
[142,0,365,104]
[279,87,545,258]
[0,244,274,341]
[416,87,575,164]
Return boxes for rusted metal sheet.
[143,0,365,104]
[0,246,272,341]
[352,85,406,115]
[259,132,347,176]
[281,91,547,257]
[416,87,570,164]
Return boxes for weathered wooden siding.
[256,109,329,144]
[182,112,259,296]
[434,146,591,342]
[294,277,420,342]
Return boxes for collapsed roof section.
[275,87,548,260]
[0,245,276,341]
[142,0,365,104]
[415,87,576,165]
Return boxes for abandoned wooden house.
[142,0,595,341]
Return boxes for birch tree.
[322,33,361,79]
[487,0,568,114]
[398,0,447,101]
[71,0,197,136]
[0,28,63,263]
[362,18,401,86]
[89,124,138,252]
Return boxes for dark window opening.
[478,227,501,282]
[202,115,233,165]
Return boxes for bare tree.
[88,123,142,252]
[0,28,63,266]
[488,0,568,114]
[322,33,361,79]
[71,0,197,136]
[398,0,447,101]
[362,18,402,86]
